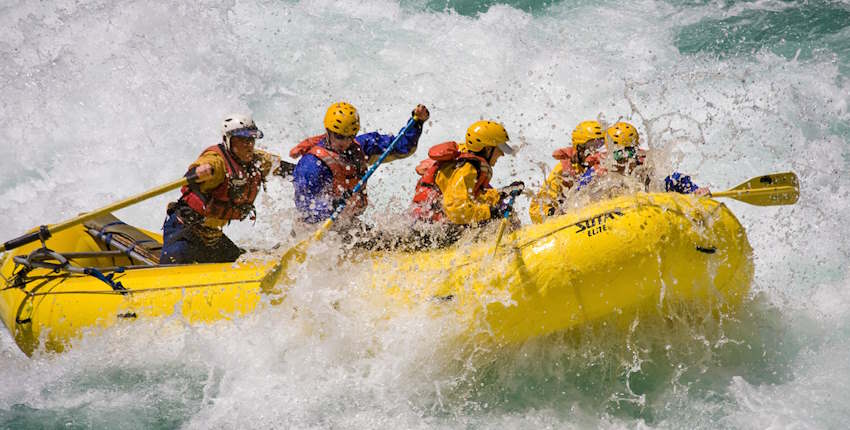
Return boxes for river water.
[1,0,849,428]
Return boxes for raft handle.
[10,247,129,293]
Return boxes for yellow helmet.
[571,120,604,146]
[323,102,360,137]
[606,122,639,148]
[463,120,514,154]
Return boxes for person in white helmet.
[161,114,288,264]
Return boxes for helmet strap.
[224,135,241,160]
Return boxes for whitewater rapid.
[1,0,849,428]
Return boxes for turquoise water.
[421,0,559,15]
[1,0,849,428]
[675,0,850,77]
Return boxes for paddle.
[267,117,418,283]
[492,191,521,256]
[709,172,799,206]
[1,175,194,253]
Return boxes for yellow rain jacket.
[529,154,600,224]
[529,162,568,224]
[434,162,502,225]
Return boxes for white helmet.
[222,113,263,148]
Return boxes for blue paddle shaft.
[502,194,517,219]
[329,117,417,222]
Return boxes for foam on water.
[1,0,849,427]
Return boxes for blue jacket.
[293,120,423,223]
[575,169,700,194]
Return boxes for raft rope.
[82,267,127,293]
[4,247,262,298]
[15,279,261,297]
[10,247,129,293]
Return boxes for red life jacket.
[410,141,492,223]
[290,134,369,217]
[181,144,263,221]
[552,147,606,181]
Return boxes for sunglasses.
[231,128,263,139]
[576,139,604,157]
[612,146,637,162]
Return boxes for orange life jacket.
[410,141,492,223]
[552,147,606,183]
[181,144,263,221]
[290,134,369,216]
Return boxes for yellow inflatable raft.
[369,192,753,343]
[0,192,752,355]
[0,214,279,355]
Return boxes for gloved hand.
[489,205,503,220]
[412,104,430,123]
[331,190,357,211]
[499,181,525,199]
[275,160,296,178]
[186,164,214,183]
[490,195,518,220]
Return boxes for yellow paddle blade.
[258,239,308,294]
[260,219,334,288]
[711,172,799,206]
[282,239,310,265]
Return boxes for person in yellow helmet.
[603,121,711,196]
[409,120,523,241]
[605,121,647,174]
[530,120,711,224]
[529,120,607,223]
[290,102,429,227]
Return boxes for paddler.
[603,121,711,197]
[529,120,710,224]
[290,102,430,231]
[407,120,524,248]
[605,121,648,175]
[529,120,607,223]
[161,114,288,264]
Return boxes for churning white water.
[1,0,849,427]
